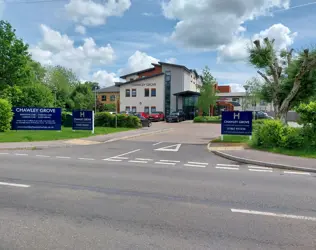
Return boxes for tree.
[196,66,218,116]
[70,83,94,110]
[248,37,316,124]
[243,77,263,110]
[84,81,100,91]
[18,83,54,107]
[0,20,33,90]
[0,98,13,132]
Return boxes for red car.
[135,112,149,119]
[149,111,165,121]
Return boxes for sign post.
[72,110,94,134]
[221,111,253,140]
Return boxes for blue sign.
[72,110,94,131]
[221,111,252,135]
[12,107,61,130]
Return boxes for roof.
[120,64,161,79]
[96,85,119,93]
[217,92,246,97]
[173,90,200,96]
[158,61,192,74]
[115,73,164,86]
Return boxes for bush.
[252,120,284,148]
[95,112,115,127]
[280,126,304,149]
[193,116,220,123]
[62,112,72,127]
[296,101,316,126]
[0,99,13,132]
[95,112,141,128]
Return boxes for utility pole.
[94,86,97,113]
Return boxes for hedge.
[95,112,141,128]
[0,99,13,132]
[193,116,221,123]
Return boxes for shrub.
[296,101,316,126]
[95,112,141,128]
[95,112,115,127]
[193,116,220,123]
[252,120,284,148]
[62,112,72,127]
[0,99,13,132]
[280,126,304,149]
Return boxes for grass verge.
[0,127,134,143]
[212,135,252,143]
[251,145,316,159]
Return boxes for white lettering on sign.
[15,108,56,113]
[131,83,156,87]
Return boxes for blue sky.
[2,0,316,89]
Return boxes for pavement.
[1,121,316,249]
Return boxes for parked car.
[134,113,152,127]
[134,112,149,119]
[149,111,164,121]
[166,111,186,122]
[254,111,274,120]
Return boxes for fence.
[266,111,300,121]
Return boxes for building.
[96,85,120,111]
[116,62,203,119]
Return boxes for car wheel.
[148,121,152,127]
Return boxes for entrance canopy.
[173,90,200,97]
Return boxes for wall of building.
[119,75,164,113]
[138,66,162,78]
[97,92,119,105]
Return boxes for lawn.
[212,135,252,143]
[252,146,316,159]
[0,127,134,143]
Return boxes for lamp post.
[94,86,97,113]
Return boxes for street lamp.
[94,86,97,113]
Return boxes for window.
[132,89,137,97]
[132,106,136,112]
[101,95,106,101]
[110,95,115,101]
[126,106,130,112]
[232,97,240,102]
[151,88,156,97]
[151,106,156,113]
[144,88,149,97]
[125,89,130,97]
[144,106,149,113]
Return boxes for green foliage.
[95,112,141,128]
[296,101,316,126]
[18,83,54,107]
[95,112,115,127]
[252,120,284,148]
[279,126,304,149]
[70,83,94,110]
[0,99,13,132]
[104,103,116,111]
[193,116,220,123]
[0,86,23,106]
[61,112,72,127]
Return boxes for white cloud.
[228,83,246,92]
[92,70,120,87]
[166,57,177,63]
[217,23,297,62]
[142,12,154,16]
[162,0,290,49]
[65,0,131,27]
[29,24,116,79]
[118,50,159,76]
[75,25,86,35]
[0,1,5,19]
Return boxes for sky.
[1,0,316,91]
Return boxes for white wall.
[119,75,164,113]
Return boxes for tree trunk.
[279,110,287,125]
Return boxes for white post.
[221,135,224,141]
[92,110,95,134]
[249,135,252,140]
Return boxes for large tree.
[196,66,218,116]
[70,82,94,110]
[249,37,316,123]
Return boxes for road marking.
[56,156,71,159]
[112,156,128,159]
[249,169,273,173]
[103,158,122,162]
[36,155,50,158]
[155,161,176,165]
[0,153,9,155]
[136,158,153,161]
[78,158,95,161]
[109,149,141,158]
[284,171,311,176]
[153,142,163,146]
[248,166,272,170]
[154,144,181,152]
[216,166,239,170]
[15,153,28,156]
[188,161,208,165]
[184,164,206,168]
[0,182,30,188]
[231,208,316,222]
[216,163,239,167]
[128,160,148,163]
[160,160,181,163]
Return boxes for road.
[0,124,316,249]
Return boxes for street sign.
[12,107,62,130]
[221,111,252,135]
[72,110,94,133]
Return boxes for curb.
[208,143,316,173]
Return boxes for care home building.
[116,62,203,119]
[96,85,120,111]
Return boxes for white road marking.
[112,156,128,159]
[184,164,206,168]
[136,158,153,161]
[78,158,95,161]
[128,160,148,163]
[0,182,30,188]
[154,144,181,152]
[216,163,239,167]
[103,158,122,162]
[216,166,239,170]
[0,153,9,155]
[284,171,311,176]
[36,155,50,158]
[153,142,164,146]
[109,149,141,158]
[248,166,272,170]
[160,160,181,163]
[56,156,71,159]
[188,161,208,165]
[155,161,176,165]
[231,208,316,222]
[249,169,273,173]
[15,153,28,156]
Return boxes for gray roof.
[96,85,119,93]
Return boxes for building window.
[125,89,130,97]
[232,97,240,102]
[151,88,156,97]
[144,88,149,97]
[132,106,136,113]
[151,106,156,113]
[144,106,149,113]
[126,106,130,112]
[132,89,137,97]
[110,95,115,101]
[101,95,106,101]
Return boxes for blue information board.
[12,107,62,130]
[72,110,94,131]
[221,111,252,135]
